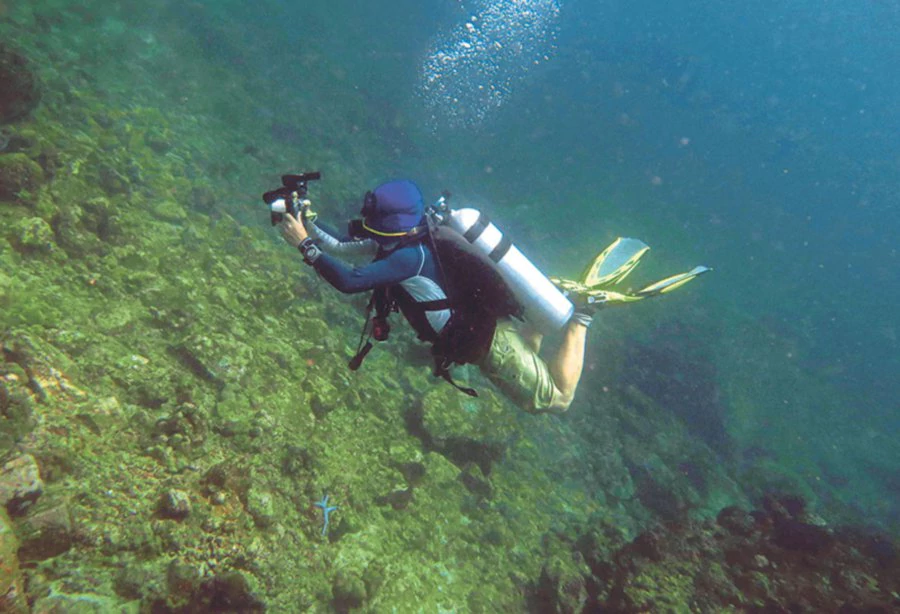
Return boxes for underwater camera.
[371,315,390,341]
[262,171,321,225]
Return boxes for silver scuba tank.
[444,208,574,334]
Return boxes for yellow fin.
[635,266,712,297]
[581,238,650,288]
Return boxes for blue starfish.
[314,494,338,536]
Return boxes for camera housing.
[263,171,321,225]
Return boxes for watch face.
[304,244,321,262]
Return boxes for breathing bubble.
[418,0,560,130]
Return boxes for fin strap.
[433,358,479,397]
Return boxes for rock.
[630,527,666,562]
[97,162,131,195]
[0,367,37,448]
[246,486,275,528]
[0,454,43,515]
[145,129,172,154]
[548,497,900,612]
[531,558,589,614]
[375,488,413,510]
[280,444,314,478]
[717,506,757,536]
[16,498,73,561]
[1,128,36,155]
[150,199,187,222]
[202,463,229,490]
[158,489,191,520]
[152,403,208,453]
[0,153,44,200]
[114,563,160,601]
[11,217,55,253]
[310,392,335,420]
[332,571,367,612]
[201,461,250,504]
[30,590,136,613]
[165,559,202,608]
[191,185,217,215]
[53,196,121,255]
[772,518,835,554]
[762,492,806,521]
[409,386,511,475]
[396,461,426,487]
[861,533,897,568]
[574,524,623,582]
[0,580,27,614]
[189,571,265,613]
[459,463,493,499]
[0,45,41,124]
[0,508,23,611]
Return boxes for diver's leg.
[477,318,588,414]
[546,321,588,410]
[521,323,543,353]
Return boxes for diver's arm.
[312,249,418,294]
[307,220,351,241]
[281,213,411,292]
[307,220,377,258]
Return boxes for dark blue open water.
[288,0,900,527]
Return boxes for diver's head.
[350,180,425,243]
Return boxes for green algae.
[11,216,55,253]
[0,153,44,200]
[0,509,18,597]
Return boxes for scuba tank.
[442,207,574,334]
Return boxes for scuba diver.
[270,175,709,414]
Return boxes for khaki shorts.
[476,318,563,413]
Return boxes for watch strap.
[298,238,321,265]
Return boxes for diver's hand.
[299,199,317,223]
[280,213,308,248]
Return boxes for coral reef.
[533,494,900,612]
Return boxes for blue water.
[8,0,898,534]
[291,0,900,523]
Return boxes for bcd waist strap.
[433,357,478,398]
